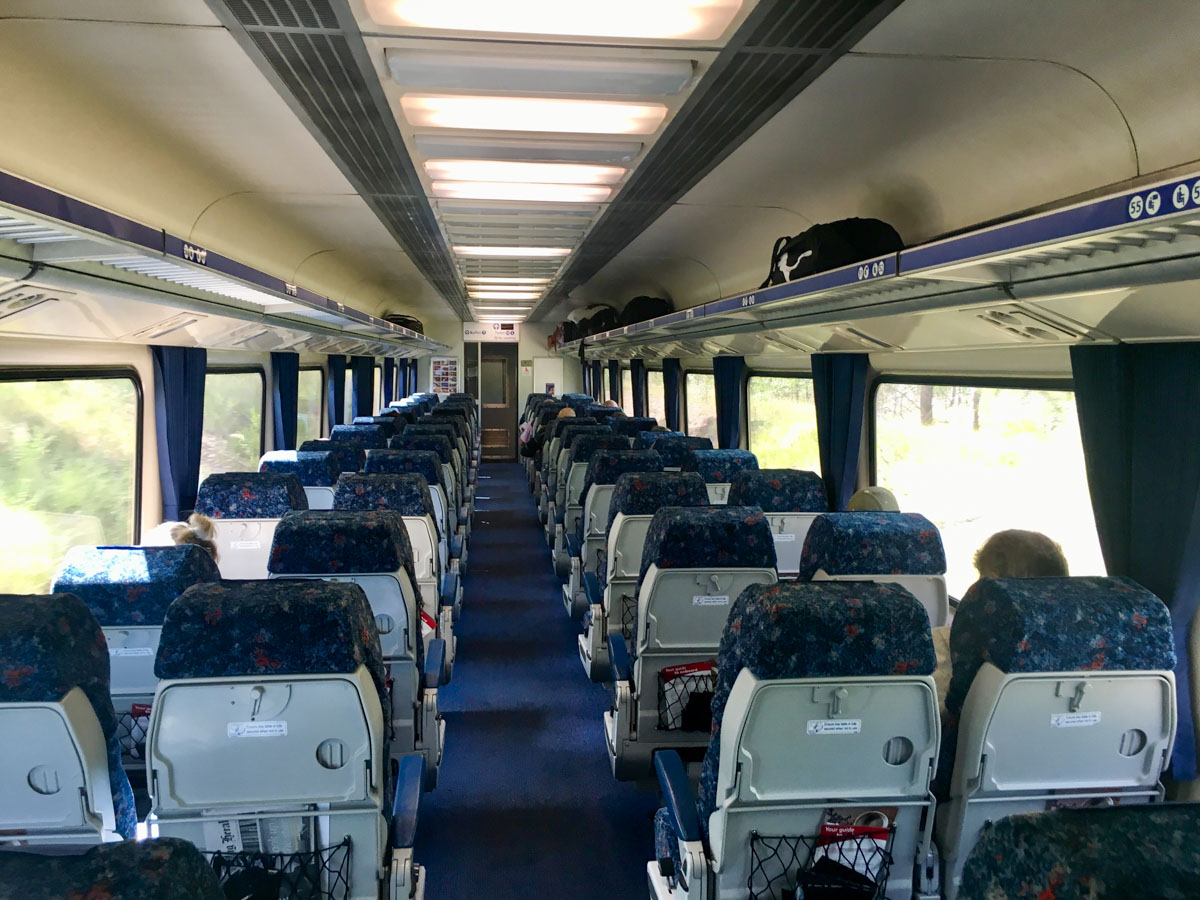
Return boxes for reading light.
[468,291,541,300]
[465,277,551,285]
[426,159,625,185]
[366,0,743,41]
[432,181,612,203]
[400,94,668,135]
[454,246,572,257]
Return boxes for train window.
[296,367,324,445]
[374,364,382,412]
[747,375,820,471]
[344,370,353,423]
[621,368,633,416]
[0,371,140,592]
[647,370,666,423]
[685,372,717,442]
[200,369,264,483]
[873,381,1105,597]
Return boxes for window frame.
[203,365,266,461]
[298,365,326,442]
[0,365,144,542]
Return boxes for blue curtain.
[1071,342,1200,779]
[582,360,591,398]
[812,353,869,511]
[662,358,682,431]
[150,346,207,521]
[713,356,746,450]
[350,356,374,419]
[591,361,603,401]
[396,359,410,400]
[382,358,396,408]
[408,358,420,395]
[327,355,347,427]
[270,352,299,451]
[630,358,648,418]
[608,360,620,405]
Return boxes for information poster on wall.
[431,356,459,395]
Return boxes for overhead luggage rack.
[564,170,1200,358]
[0,170,449,356]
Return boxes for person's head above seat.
[847,486,899,512]
[556,407,576,419]
[974,529,1068,579]
[170,513,218,562]
[602,400,621,409]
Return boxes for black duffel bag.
[384,313,425,334]
[759,218,902,288]
[579,305,619,336]
[619,295,673,326]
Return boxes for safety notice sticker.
[227,721,287,738]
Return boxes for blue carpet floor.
[413,462,659,898]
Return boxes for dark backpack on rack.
[580,305,619,336]
[619,296,673,326]
[384,314,425,334]
[561,320,580,343]
[759,218,902,288]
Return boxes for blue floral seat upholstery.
[420,414,468,445]
[0,836,224,900]
[154,580,389,713]
[380,408,416,427]
[52,545,220,627]
[606,472,710,534]
[727,469,828,512]
[195,473,308,519]
[612,416,658,438]
[0,593,136,839]
[654,436,713,468]
[258,450,342,487]
[568,434,629,472]
[635,430,685,450]
[586,406,623,423]
[404,423,460,445]
[389,434,454,466]
[796,511,946,580]
[334,473,436,521]
[298,439,366,473]
[352,416,401,439]
[957,805,1200,900]
[267,510,418,592]
[682,448,759,483]
[577,450,664,542]
[329,424,388,449]
[636,505,775,600]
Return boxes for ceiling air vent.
[0,285,66,321]
[976,308,1081,343]
[128,313,205,341]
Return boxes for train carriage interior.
[3,1,1200,897]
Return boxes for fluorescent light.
[469,291,540,300]
[454,245,571,257]
[426,159,625,185]
[366,0,743,41]
[401,94,667,135]
[471,306,537,313]
[432,180,611,203]
[414,134,642,164]
[477,316,526,321]
[387,48,694,96]
[466,277,551,285]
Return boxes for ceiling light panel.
[470,305,538,312]
[466,277,551,285]
[366,0,744,42]
[414,135,643,164]
[425,159,626,185]
[432,181,613,203]
[469,292,541,301]
[400,94,668,135]
[387,48,694,96]
[454,245,572,257]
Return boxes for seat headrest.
[420,414,468,440]
[570,434,632,469]
[405,423,459,444]
[947,576,1176,717]
[352,416,400,439]
[334,473,435,520]
[607,472,709,532]
[654,435,714,468]
[638,505,776,590]
[388,435,453,464]
[682,448,758,482]
[380,408,416,426]
[52,545,221,627]
[612,416,658,437]
[565,398,593,415]
[268,510,415,576]
[797,512,946,580]
[562,425,612,452]
[0,593,117,737]
[551,417,605,442]
[259,450,342,487]
[563,393,593,400]
[364,449,444,488]
[195,473,308,519]
[728,469,828,513]
[298,439,366,473]
[155,580,386,696]
[329,424,388,449]
[582,449,663,497]
[636,430,685,450]
[586,407,624,422]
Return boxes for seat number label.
[227,720,287,738]
[773,533,796,542]
[1050,711,1101,728]
[230,540,261,550]
[693,595,729,606]
[807,719,862,735]
[109,647,154,657]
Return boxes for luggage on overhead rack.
[385,313,426,334]
[579,304,618,337]
[619,295,673,327]
[759,218,902,288]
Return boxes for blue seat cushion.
[52,545,220,627]
[606,471,710,534]
[727,469,828,513]
[329,423,388,449]
[268,510,417,587]
[568,434,630,474]
[586,407,623,422]
[364,449,444,495]
[636,430,685,450]
[195,472,308,519]
[404,423,459,444]
[334,473,436,521]
[352,416,401,439]
[420,414,468,443]
[259,450,343,487]
[797,511,946,580]
[298,439,366,474]
[682,448,758,483]
[578,450,664,542]
[389,435,454,465]
[654,436,713,468]
[612,416,658,437]
[635,505,776,599]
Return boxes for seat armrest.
[582,571,603,608]
[564,534,581,559]
[440,570,459,608]
[655,750,701,844]
[608,633,632,684]
[391,753,425,849]
[424,638,447,689]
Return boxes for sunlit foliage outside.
[0,377,137,593]
[647,370,666,424]
[296,368,323,446]
[621,369,633,416]
[199,371,263,483]
[685,373,717,443]
[747,376,821,473]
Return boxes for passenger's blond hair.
[973,529,1067,579]
[170,513,219,562]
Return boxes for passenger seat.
[681,449,759,504]
[727,469,829,578]
[258,449,342,509]
[194,472,308,579]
